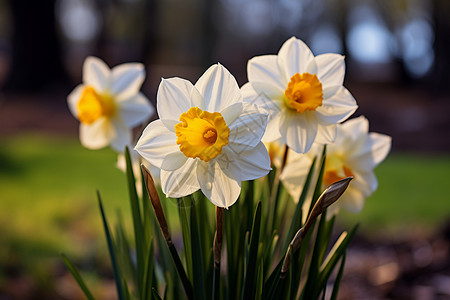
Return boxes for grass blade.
[152,287,163,300]
[124,147,144,296]
[283,157,317,252]
[309,146,327,215]
[98,192,125,300]
[314,225,358,298]
[61,254,95,300]
[178,198,193,281]
[142,238,154,300]
[190,198,206,300]
[242,201,262,300]
[330,254,346,300]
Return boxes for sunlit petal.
[248,55,286,93]
[119,92,154,127]
[195,64,241,112]
[277,37,315,81]
[135,120,180,168]
[161,159,200,198]
[157,77,193,121]
[197,160,241,208]
[83,56,110,93]
[111,63,145,100]
[314,53,345,88]
[79,117,113,150]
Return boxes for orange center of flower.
[284,73,323,113]
[77,86,116,124]
[175,107,230,162]
[323,155,354,186]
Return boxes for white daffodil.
[281,116,391,215]
[68,56,154,152]
[242,36,358,154]
[135,64,271,208]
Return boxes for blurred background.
[0,0,449,299]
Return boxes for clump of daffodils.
[65,37,391,300]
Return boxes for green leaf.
[114,215,137,290]
[190,198,206,300]
[124,147,144,295]
[61,254,95,300]
[263,257,283,299]
[142,238,155,300]
[309,145,327,215]
[283,157,317,252]
[98,192,125,300]
[255,245,264,300]
[314,225,358,298]
[152,287,163,300]
[123,278,132,300]
[225,206,244,300]
[212,260,220,300]
[242,201,262,300]
[178,197,193,281]
[330,254,346,300]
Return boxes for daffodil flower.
[68,56,154,151]
[135,64,271,208]
[281,116,391,215]
[242,36,358,153]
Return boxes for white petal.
[315,87,358,125]
[83,56,110,93]
[220,102,243,126]
[67,84,83,117]
[314,54,345,88]
[111,63,145,100]
[241,82,258,100]
[190,86,206,110]
[247,55,286,94]
[242,83,283,115]
[241,90,284,144]
[277,37,315,82]
[195,64,241,112]
[341,116,369,136]
[352,170,378,195]
[135,120,180,168]
[245,81,285,101]
[227,103,268,154]
[161,119,179,133]
[281,111,318,154]
[161,151,188,171]
[110,122,132,152]
[224,142,271,181]
[197,160,241,208]
[157,77,194,121]
[368,133,392,166]
[339,188,366,213]
[315,124,337,144]
[350,133,391,170]
[79,117,113,150]
[160,159,200,198]
[280,153,314,202]
[118,92,154,127]
[262,110,283,142]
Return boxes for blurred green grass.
[0,133,129,276]
[0,133,449,275]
